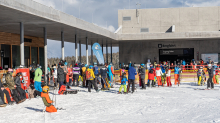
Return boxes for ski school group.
[0,58,219,113]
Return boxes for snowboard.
[66,89,78,94]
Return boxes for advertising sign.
[201,53,218,63]
[92,43,105,64]
[16,68,30,87]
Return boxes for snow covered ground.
[1,82,220,123]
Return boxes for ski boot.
[118,92,122,94]
[96,89,100,93]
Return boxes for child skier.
[41,86,57,113]
[118,70,127,94]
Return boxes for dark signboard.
[160,49,183,55]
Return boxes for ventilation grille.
[140,28,149,32]
[123,17,131,21]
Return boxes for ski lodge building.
[0,0,220,81]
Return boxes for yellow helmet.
[42,86,49,93]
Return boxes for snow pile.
[0,83,220,123]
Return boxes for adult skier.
[57,63,65,90]
[182,59,186,70]
[5,72,22,104]
[100,64,108,90]
[166,66,172,87]
[128,63,137,93]
[86,65,99,92]
[107,63,114,88]
[34,64,43,92]
[174,65,181,86]
[139,64,146,89]
[72,63,80,86]
[148,64,156,87]
[156,65,163,87]
[14,73,26,101]
[93,62,100,84]
[207,64,214,89]
[161,62,166,85]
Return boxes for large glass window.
[1,44,11,69]
[31,47,38,67]
[24,46,30,68]
[39,47,44,71]
[12,45,20,68]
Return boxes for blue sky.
[34,0,220,58]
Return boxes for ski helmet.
[85,64,88,67]
[94,62,97,65]
[89,65,93,69]
[42,86,49,93]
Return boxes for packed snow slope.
[0,82,220,123]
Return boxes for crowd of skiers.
[0,58,219,112]
[50,60,115,93]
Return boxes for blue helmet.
[94,62,97,65]
[89,65,93,69]
[141,64,145,67]
[85,64,88,67]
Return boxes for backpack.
[94,66,99,75]
[86,70,93,80]
[149,69,154,74]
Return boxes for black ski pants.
[127,79,135,92]
[88,80,98,92]
[11,89,21,103]
[73,75,79,86]
[141,78,146,89]
[0,89,12,103]
[207,76,214,89]
[16,87,26,100]
[101,76,108,88]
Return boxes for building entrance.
[159,48,194,64]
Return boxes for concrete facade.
[118,7,220,34]
[119,39,220,64]
[118,7,220,64]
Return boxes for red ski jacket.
[148,68,156,80]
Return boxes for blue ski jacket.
[128,66,137,80]
[161,65,166,73]
[121,77,128,85]
[182,60,186,65]
[174,67,180,74]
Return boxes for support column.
[106,41,108,64]
[75,34,78,63]
[86,37,89,65]
[61,31,64,60]
[44,27,48,84]
[91,41,93,65]
[102,40,103,53]
[111,41,113,63]
[79,40,81,63]
[20,22,24,65]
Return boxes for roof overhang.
[0,0,118,46]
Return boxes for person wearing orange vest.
[41,86,57,113]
